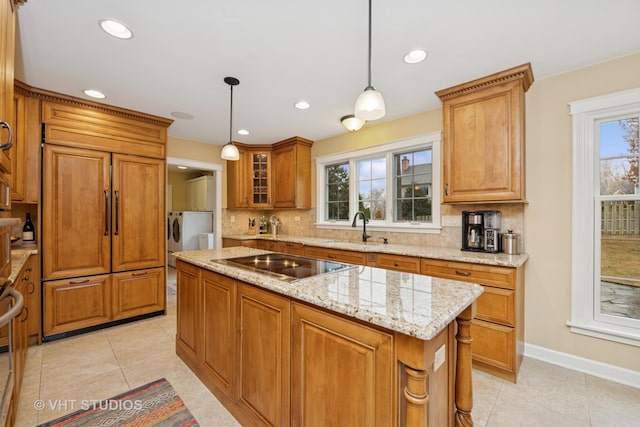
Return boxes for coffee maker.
[461,210,501,252]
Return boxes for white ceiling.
[14,0,640,147]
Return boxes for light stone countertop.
[223,234,529,268]
[174,247,484,341]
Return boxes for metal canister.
[501,230,520,255]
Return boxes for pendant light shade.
[221,76,240,161]
[354,88,385,121]
[354,0,385,121]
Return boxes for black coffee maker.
[462,211,484,251]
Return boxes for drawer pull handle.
[455,270,472,277]
[132,272,148,277]
[70,279,90,284]
[328,255,336,259]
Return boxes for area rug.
[37,378,199,427]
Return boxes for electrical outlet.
[434,344,446,371]
[230,215,235,223]
[294,216,301,221]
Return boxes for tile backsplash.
[224,203,525,251]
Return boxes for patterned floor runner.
[37,378,199,427]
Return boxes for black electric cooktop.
[212,253,354,282]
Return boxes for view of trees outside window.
[358,158,386,220]
[599,117,640,321]
[325,163,350,220]
[394,149,432,222]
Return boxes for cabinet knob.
[393,262,399,267]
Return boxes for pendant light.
[220,76,240,161]
[354,0,385,121]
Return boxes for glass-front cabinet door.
[248,150,271,208]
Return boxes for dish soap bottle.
[23,212,35,242]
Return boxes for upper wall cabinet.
[272,137,312,209]
[436,63,534,204]
[227,137,313,210]
[0,0,19,176]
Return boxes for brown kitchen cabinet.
[43,274,112,336]
[38,89,171,339]
[303,245,367,265]
[176,260,201,362]
[436,63,533,203]
[9,85,40,203]
[277,241,304,255]
[0,0,19,176]
[21,254,40,343]
[222,238,258,248]
[6,267,29,427]
[421,258,524,382]
[291,302,394,426]
[236,283,291,427]
[227,145,249,209]
[111,267,166,321]
[201,270,236,400]
[371,253,421,274]
[271,137,312,209]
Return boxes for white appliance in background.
[186,175,215,211]
[169,211,213,267]
[198,232,215,250]
[167,211,174,266]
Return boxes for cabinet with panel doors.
[435,63,533,203]
[37,89,172,338]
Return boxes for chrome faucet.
[351,211,371,242]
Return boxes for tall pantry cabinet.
[38,93,173,338]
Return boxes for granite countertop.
[223,234,529,268]
[10,243,38,282]
[174,247,484,341]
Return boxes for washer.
[169,211,213,267]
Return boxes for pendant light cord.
[229,84,234,144]
[366,0,373,90]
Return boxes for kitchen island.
[174,247,483,427]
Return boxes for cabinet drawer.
[374,254,421,274]
[278,241,305,255]
[304,246,367,265]
[470,319,515,372]
[421,258,515,289]
[476,287,515,326]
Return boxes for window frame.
[315,132,441,233]
[568,87,640,347]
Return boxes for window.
[316,132,441,232]
[325,163,350,220]
[569,88,640,346]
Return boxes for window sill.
[566,320,640,347]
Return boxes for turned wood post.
[403,366,429,425]
[455,304,474,427]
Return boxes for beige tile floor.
[13,268,640,426]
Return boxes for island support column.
[396,302,475,427]
[455,304,475,427]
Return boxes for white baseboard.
[524,343,640,389]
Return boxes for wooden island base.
[176,261,475,427]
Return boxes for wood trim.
[435,63,534,101]
[14,80,173,127]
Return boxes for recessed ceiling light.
[294,101,310,110]
[237,129,249,135]
[403,49,428,64]
[99,19,134,40]
[83,89,106,99]
[171,111,194,120]
[177,166,188,170]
